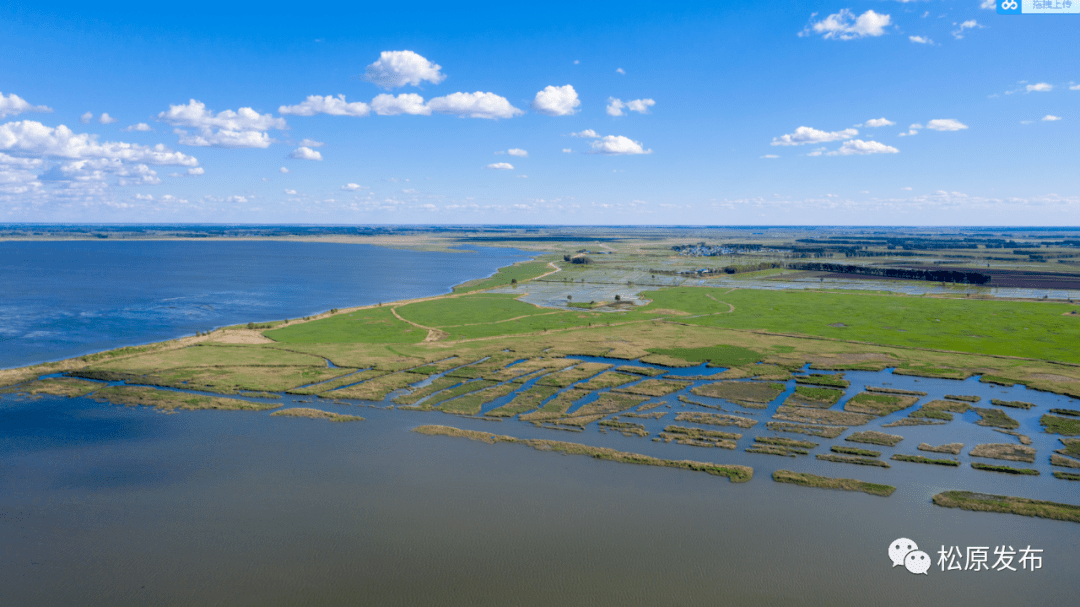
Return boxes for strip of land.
[932,491,1080,523]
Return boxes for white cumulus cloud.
[123,123,153,132]
[531,85,580,116]
[279,167,290,173]
[925,119,968,131]
[341,183,363,190]
[909,36,932,44]
[289,146,323,161]
[862,118,895,127]
[507,148,528,157]
[0,120,199,166]
[589,135,651,155]
[80,112,93,124]
[803,9,891,40]
[952,20,981,39]
[362,50,446,89]
[98,113,117,125]
[188,167,205,175]
[826,140,899,156]
[279,95,370,117]
[772,126,858,146]
[0,92,53,119]
[371,93,430,116]
[1026,82,1053,92]
[159,99,285,131]
[562,148,573,153]
[570,129,600,138]
[486,162,514,170]
[607,98,656,117]
[159,99,286,149]
[285,188,297,194]
[1043,115,1062,121]
[427,92,523,119]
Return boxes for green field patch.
[1056,438,1080,458]
[846,430,903,447]
[1050,408,1080,418]
[643,287,1080,365]
[991,399,1034,410]
[1041,414,1080,435]
[487,385,560,417]
[91,386,276,412]
[1054,471,1080,481]
[945,394,981,403]
[919,442,964,455]
[288,370,386,395]
[520,388,593,422]
[330,372,423,401]
[933,491,1078,522]
[5,377,100,398]
[774,405,872,426]
[613,379,690,397]
[795,373,849,388]
[452,260,553,293]
[645,345,762,368]
[675,411,757,429]
[407,357,465,375]
[570,393,649,419]
[832,445,881,457]
[882,418,946,428]
[438,382,520,415]
[414,425,753,482]
[444,354,523,379]
[784,385,844,408]
[973,407,1020,429]
[270,408,363,422]
[893,454,959,467]
[575,371,640,391]
[843,392,919,417]
[535,362,613,388]
[265,307,425,344]
[394,375,465,406]
[424,380,497,411]
[399,293,554,328]
[766,421,846,439]
[970,443,1036,463]
[484,357,576,382]
[773,470,894,497]
[817,453,890,468]
[971,463,1039,476]
[908,399,971,422]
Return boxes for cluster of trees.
[563,254,592,264]
[789,262,992,284]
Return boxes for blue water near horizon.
[0,240,531,369]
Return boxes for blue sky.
[1,1,1076,225]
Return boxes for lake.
[1,241,1077,606]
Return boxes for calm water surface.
[1,242,1077,606]
[0,241,530,368]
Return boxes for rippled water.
[0,241,530,369]
[2,242,1078,605]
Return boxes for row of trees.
[789,262,992,284]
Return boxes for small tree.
[246,322,255,329]
[615,294,621,301]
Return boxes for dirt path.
[705,293,736,313]
[390,306,448,343]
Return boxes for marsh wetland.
[3,228,1080,605]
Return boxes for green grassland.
[265,306,426,344]
[933,491,1080,523]
[452,260,554,293]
